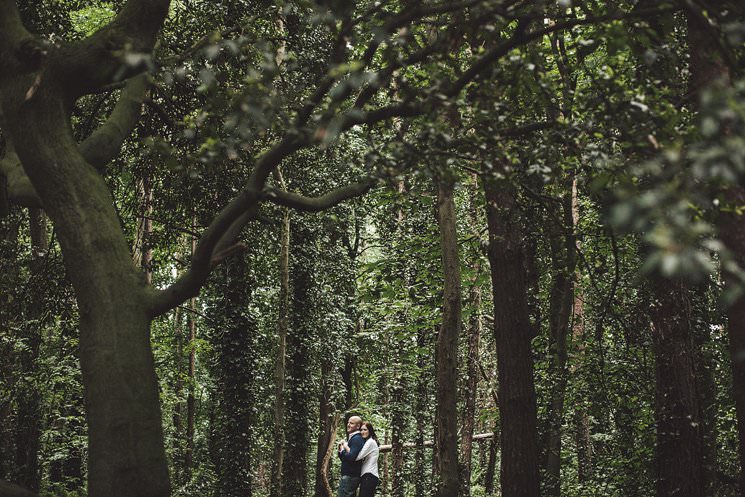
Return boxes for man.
[337,415,364,497]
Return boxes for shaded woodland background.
[1,1,745,497]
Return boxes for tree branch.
[147,187,261,317]
[0,1,34,75]
[264,179,375,213]
[444,8,675,99]
[57,0,171,95]
[79,73,149,169]
[0,73,149,207]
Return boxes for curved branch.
[58,0,171,95]
[264,179,375,213]
[147,188,261,317]
[0,74,149,207]
[0,1,35,75]
[444,8,675,99]
[79,73,149,169]
[247,135,302,191]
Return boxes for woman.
[341,421,379,497]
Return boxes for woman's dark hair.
[362,421,379,446]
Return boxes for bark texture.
[719,192,745,496]
[484,178,540,497]
[649,278,704,497]
[544,188,576,497]
[460,176,482,497]
[434,178,462,497]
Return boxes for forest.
[1,1,745,497]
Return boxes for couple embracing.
[337,415,380,497]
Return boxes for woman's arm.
[356,439,375,461]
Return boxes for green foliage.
[2,2,745,497]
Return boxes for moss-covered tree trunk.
[0,3,174,496]
[210,253,255,497]
[270,200,290,497]
[1,83,170,497]
[283,220,317,497]
[460,175,482,497]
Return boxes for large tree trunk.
[649,278,703,497]
[434,178,462,497]
[3,84,170,497]
[484,177,540,497]
[690,0,745,492]
[720,198,745,496]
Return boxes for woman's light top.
[356,438,379,478]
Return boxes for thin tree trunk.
[171,305,183,472]
[184,295,196,475]
[460,175,482,497]
[185,222,197,477]
[484,177,540,497]
[484,431,498,496]
[283,221,317,497]
[390,385,407,497]
[544,187,576,497]
[0,212,20,481]
[569,180,592,483]
[434,177,462,497]
[414,327,429,497]
[14,208,47,492]
[270,183,290,497]
[314,360,334,497]
[132,176,153,283]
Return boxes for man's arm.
[338,435,365,462]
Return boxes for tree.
[2,2,740,497]
[484,176,541,497]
